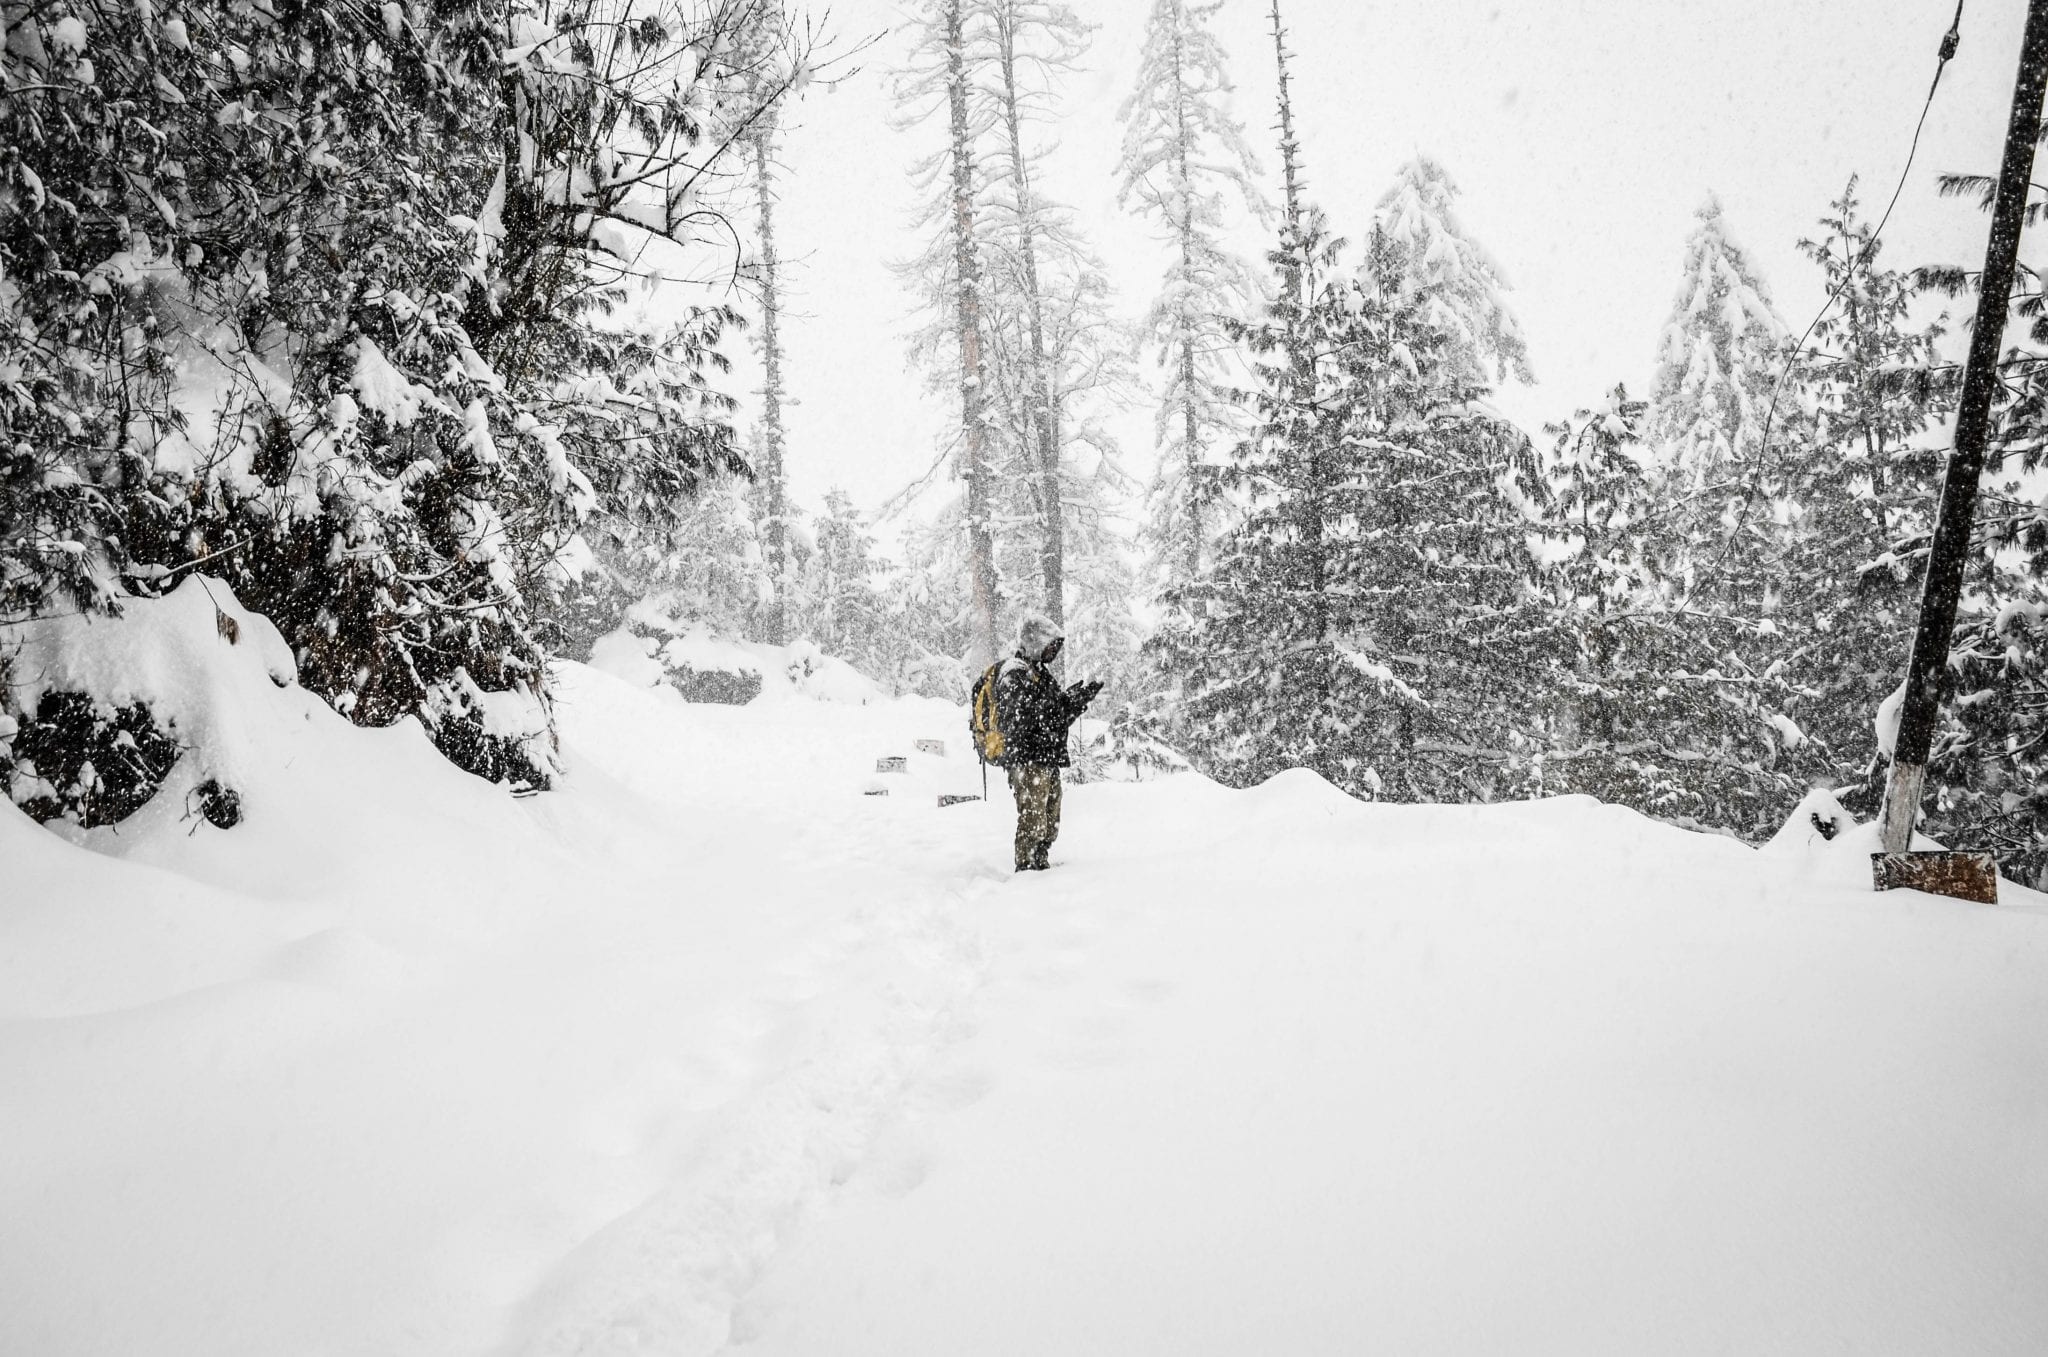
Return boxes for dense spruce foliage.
[2,0,800,798]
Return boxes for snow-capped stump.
[192,778,243,829]
[915,739,946,756]
[876,756,907,773]
[1766,786,1850,850]
[937,794,980,807]
[1760,788,1865,885]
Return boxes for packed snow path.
[6,659,2048,1356]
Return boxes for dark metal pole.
[1881,0,2048,855]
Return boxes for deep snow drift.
[5,612,2047,1356]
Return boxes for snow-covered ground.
[6,628,2048,1356]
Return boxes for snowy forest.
[9,0,2048,873]
[11,1,2048,1352]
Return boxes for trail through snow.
[5,658,2048,1356]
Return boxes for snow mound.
[1762,786,1855,858]
[2,576,297,824]
[593,616,890,707]
[1241,765,1372,818]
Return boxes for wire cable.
[1674,0,1966,616]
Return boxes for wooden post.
[1880,0,2048,857]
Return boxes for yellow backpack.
[969,662,1007,765]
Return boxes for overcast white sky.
[733,0,2037,537]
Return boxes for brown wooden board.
[1871,851,1999,904]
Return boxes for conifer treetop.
[1647,194,1793,492]
[1371,154,1533,389]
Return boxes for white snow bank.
[731,776,2048,1357]
[4,670,2046,1357]
[1,659,978,1357]
[2,575,296,819]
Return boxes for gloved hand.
[1066,677,1104,709]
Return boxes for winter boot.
[1029,842,1050,871]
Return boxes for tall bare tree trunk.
[946,0,1002,662]
[752,123,790,647]
[1268,0,1306,312]
[1266,0,1328,716]
[993,3,1065,630]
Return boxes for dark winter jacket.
[996,653,1086,768]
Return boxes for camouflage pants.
[1008,764,1063,869]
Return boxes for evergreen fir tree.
[0,0,805,795]
[1646,196,1801,603]
[1778,181,1948,814]
[1153,213,1547,799]
[1115,0,1268,587]
[799,489,890,666]
[894,0,1139,684]
[892,0,1005,665]
[1528,387,1754,820]
[1571,194,1820,836]
[1371,155,1533,389]
[748,112,795,647]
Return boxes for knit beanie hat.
[1016,613,1063,658]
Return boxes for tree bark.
[1170,12,1204,583]
[994,3,1065,630]
[945,0,1002,663]
[752,125,789,647]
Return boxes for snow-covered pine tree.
[892,0,1139,690]
[880,514,980,697]
[1151,6,1550,801]
[647,469,774,641]
[893,0,1005,666]
[738,6,798,647]
[1371,155,1533,389]
[1527,387,1735,816]
[1775,181,1948,814]
[1115,0,1268,587]
[1924,482,2048,882]
[798,490,888,666]
[1153,217,1548,800]
[977,0,1090,630]
[1,0,806,805]
[978,3,1143,694]
[1540,387,1656,617]
[1646,196,1801,595]
[1579,194,1819,836]
[1339,227,1558,799]
[0,0,562,785]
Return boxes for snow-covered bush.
[0,0,803,794]
[0,577,293,828]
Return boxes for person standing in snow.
[995,615,1101,872]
